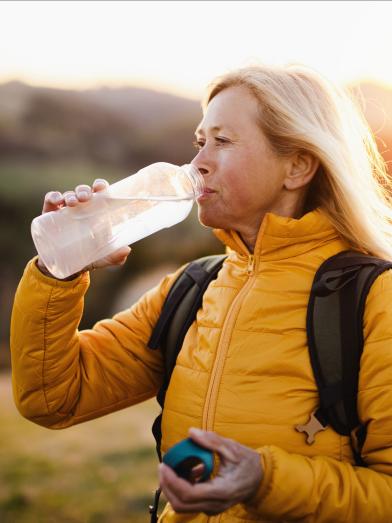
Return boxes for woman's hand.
[159,428,263,516]
[37,179,131,279]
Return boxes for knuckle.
[52,192,62,202]
[75,184,91,194]
[45,191,55,201]
[63,191,77,203]
[170,500,184,512]
[180,492,193,503]
[93,179,109,192]
[93,178,108,186]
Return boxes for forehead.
[196,85,260,135]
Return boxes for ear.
[284,152,319,191]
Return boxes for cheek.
[223,184,252,210]
[221,165,262,209]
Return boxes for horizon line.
[2,75,392,101]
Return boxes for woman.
[11,65,392,522]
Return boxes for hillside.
[0,81,201,170]
[0,80,201,126]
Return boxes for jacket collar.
[213,208,340,261]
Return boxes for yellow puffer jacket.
[10,209,392,522]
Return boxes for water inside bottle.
[31,193,195,279]
[99,195,194,251]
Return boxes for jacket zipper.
[202,254,257,432]
[247,254,255,275]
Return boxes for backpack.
[147,249,392,476]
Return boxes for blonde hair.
[204,65,392,260]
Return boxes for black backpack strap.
[307,249,392,463]
[148,254,227,460]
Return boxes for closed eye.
[193,136,231,150]
[193,139,205,150]
[215,136,230,145]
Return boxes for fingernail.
[78,191,89,199]
[94,179,108,188]
[67,196,77,203]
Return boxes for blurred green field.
[0,373,166,522]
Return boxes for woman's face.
[192,85,293,239]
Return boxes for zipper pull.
[247,254,255,275]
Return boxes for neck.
[238,194,308,253]
[238,228,259,253]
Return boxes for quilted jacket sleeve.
[10,257,182,429]
[248,269,392,522]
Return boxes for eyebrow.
[195,125,225,136]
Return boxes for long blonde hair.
[204,65,392,260]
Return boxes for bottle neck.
[181,164,205,198]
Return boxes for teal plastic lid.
[162,438,214,482]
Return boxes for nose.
[191,149,210,177]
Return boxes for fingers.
[159,463,229,515]
[188,428,240,463]
[104,246,131,267]
[159,433,264,515]
[85,246,132,272]
[42,179,109,214]
[42,191,64,213]
[159,463,220,501]
[64,185,92,206]
[189,463,206,484]
[62,191,79,207]
[92,178,109,193]
[75,184,92,201]
[112,246,132,265]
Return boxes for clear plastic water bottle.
[31,162,205,279]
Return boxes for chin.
[197,208,227,230]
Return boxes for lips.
[197,188,215,202]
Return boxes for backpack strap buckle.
[148,488,162,523]
[295,410,328,444]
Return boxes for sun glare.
[0,1,392,98]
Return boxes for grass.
[0,373,167,522]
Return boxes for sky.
[1,1,392,100]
